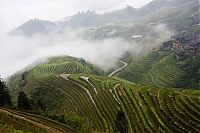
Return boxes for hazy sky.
[0,0,152,31]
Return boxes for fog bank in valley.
[0,33,131,78]
[0,22,173,78]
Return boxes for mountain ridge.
[11,0,198,37]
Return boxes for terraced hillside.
[8,56,104,102]
[117,50,169,83]
[16,73,200,132]
[22,74,122,132]
[0,108,75,133]
[7,54,200,132]
[118,84,200,132]
[118,50,200,89]
[27,56,104,78]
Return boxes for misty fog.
[0,22,173,78]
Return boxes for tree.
[115,110,128,133]
[17,92,32,110]
[35,98,46,111]
[0,77,12,107]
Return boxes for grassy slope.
[17,73,200,132]
[117,50,200,89]
[0,108,75,133]
[0,124,27,133]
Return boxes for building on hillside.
[193,42,200,55]
[184,45,196,55]
[163,27,200,56]
[175,48,185,58]
[171,36,188,48]
[163,41,173,49]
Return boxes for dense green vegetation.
[0,124,26,133]
[0,77,12,107]
[17,92,32,111]
[118,50,200,89]
[115,110,128,133]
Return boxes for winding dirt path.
[108,60,127,77]
[80,76,98,94]
[108,61,133,132]
[60,74,70,80]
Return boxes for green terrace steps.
[117,85,200,132]
[117,50,169,83]
[13,74,200,132]
[117,50,200,88]
[146,55,185,87]
[8,56,104,103]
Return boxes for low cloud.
[0,22,173,78]
[0,33,126,77]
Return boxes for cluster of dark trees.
[0,76,32,110]
[0,77,12,107]
[115,110,128,133]
[17,91,32,110]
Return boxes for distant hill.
[10,18,56,37]
[10,0,199,37]
[82,0,199,40]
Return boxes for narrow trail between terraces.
[108,60,133,133]
[108,60,127,77]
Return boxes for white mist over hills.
[1,0,197,78]
[0,23,172,78]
